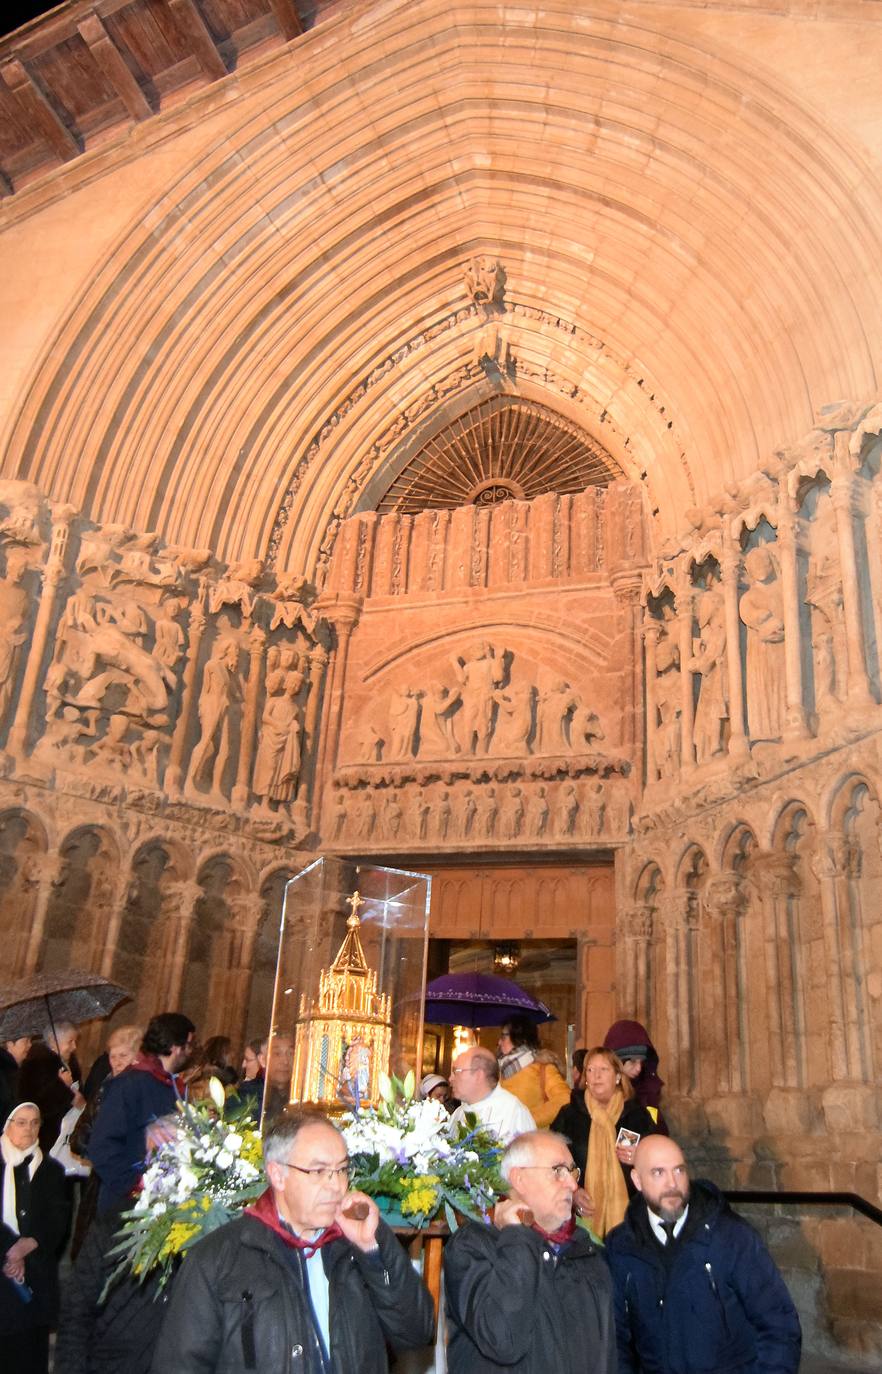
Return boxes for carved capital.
[229,893,265,929]
[704,876,746,917]
[751,851,800,899]
[813,831,860,882]
[619,904,653,941]
[162,879,203,914]
[657,890,697,932]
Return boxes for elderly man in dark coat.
[151,1108,435,1374]
[444,1129,616,1374]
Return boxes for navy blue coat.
[605,1181,801,1374]
[87,1064,180,1211]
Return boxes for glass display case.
[262,857,431,1123]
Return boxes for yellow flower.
[400,1175,441,1217]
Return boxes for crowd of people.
[0,1011,803,1373]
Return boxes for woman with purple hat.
[602,1019,668,1131]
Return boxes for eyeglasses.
[277,1162,353,1184]
[450,1066,478,1077]
[518,1163,580,1181]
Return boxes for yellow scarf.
[585,1087,629,1238]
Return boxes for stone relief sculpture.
[536,678,580,754]
[460,788,477,838]
[426,683,462,754]
[653,602,682,777]
[187,636,241,801]
[251,668,302,811]
[479,786,499,838]
[500,785,525,840]
[740,545,786,742]
[528,785,550,837]
[689,587,728,763]
[805,497,843,710]
[209,558,263,619]
[388,688,421,760]
[492,683,534,755]
[0,546,31,723]
[584,781,605,834]
[383,791,403,838]
[554,783,580,837]
[437,789,452,840]
[451,642,507,755]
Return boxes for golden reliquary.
[291,890,392,1106]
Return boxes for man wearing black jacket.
[444,1129,616,1373]
[151,1108,434,1374]
[605,1135,801,1374]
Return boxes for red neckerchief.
[129,1052,186,1096]
[532,1215,577,1246]
[244,1188,343,1258]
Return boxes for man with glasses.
[444,1129,616,1372]
[448,1046,536,1144]
[151,1108,434,1373]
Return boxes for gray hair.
[263,1108,345,1168]
[500,1129,572,1184]
[43,1021,75,1047]
[467,1047,499,1086]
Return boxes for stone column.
[611,572,645,774]
[704,876,748,1094]
[720,533,749,759]
[643,623,661,782]
[21,851,66,974]
[296,643,329,813]
[812,830,870,1083]
[7,509,74,759]
[152,878,203,1010]
[165,593,208,799]
[618,904,653,1026]
[830,465,874,708]
[675,572,695,772]
[232,626,266,810]
[92,870,134,977]
[213,894,264,1047]
[810,832,851,1083]
[310,593,362,827]
[753,851,802,1088]
[658,891,698,1095]
[775,497,810,738]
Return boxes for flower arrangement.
[341,1070,506,1228]
[107,1078,264,1291]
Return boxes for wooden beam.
[0,57,79,164]
[166,0,227,82]
[77,12,153,122]
[268,0,303,41]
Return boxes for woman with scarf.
[1,1101,71,1373]
[496,1016,571,1128]
[550,1047,659,1238]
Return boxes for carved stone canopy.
[376,396,622,515]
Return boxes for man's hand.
[493,1198,534,1229]
[336,1190,380,1252]
[573,1186,594,1220]
[3,1235,37,1283]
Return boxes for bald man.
[448,1046,536,1144]
[605,1135,801,1374]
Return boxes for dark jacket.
[150,1212,435,1374]
[18,1042,81,1152]
[87,1061,180,1211]
[550,1093,659,1186]
[54,1204,171,1374]
[0,1045,20,1125]
[605,1180,802,1374]
[444,1219,616,1374]
[603,1020,665,1112]
[0,1151,70,1335]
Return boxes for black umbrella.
[0,969,130,1041]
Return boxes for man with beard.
[605,1136,801,1374]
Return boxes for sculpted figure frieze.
[740,544,786,743]
[187,635,242,802]
[689,586,728,763]
[451,641,508,756]
[0,546,31,725]
[251,665,303,813]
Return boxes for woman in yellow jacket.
[496,1016,571,1128]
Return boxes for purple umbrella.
[424,972,554,1027]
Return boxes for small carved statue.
[500,786,525,840]
[252,668,302,809]
[584,781,606,834]
[554,783,580,837]
[536,679,579,754]
[388,688,421,760]
[479,786,499,839]
[528,785,550,837]
[424,682,462,756]
[492,683,534,756]
[451,642,507,755]
[460,788,477,838]
[689,587,728,763]
[383,791,403,838]
[188,636,241,799]
[463,256,499,304]
[331,791,348,839]
[739,544,786,742]
[0,546,30,723]
[437,790,452,841]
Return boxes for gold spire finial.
[347,889,364,926]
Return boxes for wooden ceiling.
[0,0,315,195]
